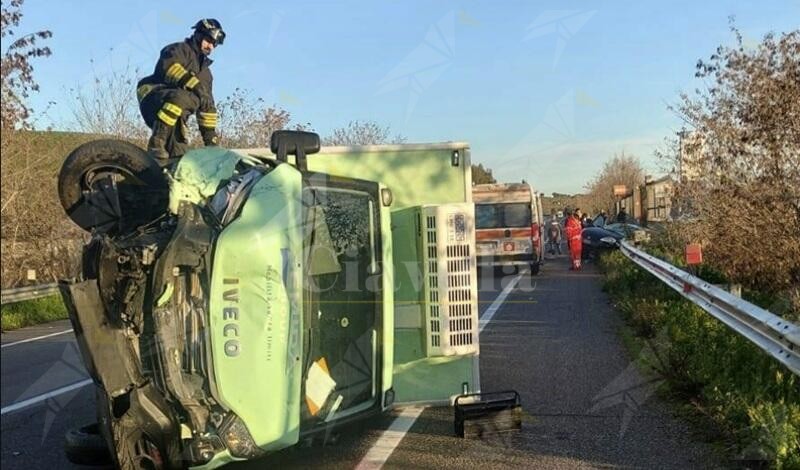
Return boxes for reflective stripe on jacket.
[137,38,217,131]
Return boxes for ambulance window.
[502,204,531,228]
[475,204,500,229]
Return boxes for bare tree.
[0,2,86,288]
[584,151,645,215]
[0,0,51,132]
[668,25,800,297]
[216,88,307,148]
[471,163,496,184]
[67,59,149,141]
[323,120,406,146]
[1,0,53,232]
[68,76,308,149]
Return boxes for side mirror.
[270,130,321,171]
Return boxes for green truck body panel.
[208,164,304,450]
[243,144,472,210]
[305,147,469,210]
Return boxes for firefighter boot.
[147,120,172,162]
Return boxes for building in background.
[612,129,700,225]
[643,175,672,222]
[615,175,673,224]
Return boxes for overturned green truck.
[58,132,481,469]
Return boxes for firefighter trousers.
[138,86,200,158]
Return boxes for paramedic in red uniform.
[565,208,583,270]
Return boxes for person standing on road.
[565,208,583,270]
[136,19,225,163]
[547,215,562,255]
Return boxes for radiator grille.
[425,215,441,350]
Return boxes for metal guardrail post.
[619,241,800,376]
[0,283,60,305]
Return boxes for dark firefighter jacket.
[137,38,218,143]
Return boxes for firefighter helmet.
[192,19,225,45]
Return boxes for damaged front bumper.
[60,280,184,468]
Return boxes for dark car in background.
[581,226,624,258]
[581,218,654,258]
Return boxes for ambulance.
[473,182,543,274]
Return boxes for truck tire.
[64,423,112,466]
[58,139,168,234]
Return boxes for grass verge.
[1,295,68,331]
[599,249,800,469]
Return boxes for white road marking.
[1,328,74,349]
[355,406,425,470]
[478,319,542,324]
[480,274,524,333]
[356,273,525,469]
[1,378,92,415]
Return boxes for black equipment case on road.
[454,390,522,438]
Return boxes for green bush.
[617,298,665,338]
[743,401,800,469]
[0,295,67,330]
[599,249,800,468]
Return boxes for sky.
[11,0,800,194]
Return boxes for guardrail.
[619,240,800,376]
[0,283,59,305]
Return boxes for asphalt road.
[0,255,721,469]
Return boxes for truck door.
[300,174,393,426]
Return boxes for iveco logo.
[222,278,240,357]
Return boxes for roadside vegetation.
[1,295,67,330]
[596,25,799,469]
[663,25,799,301]
[584,151,645,215]
[599,241,799,468]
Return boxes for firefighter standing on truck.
[136,19,225,163]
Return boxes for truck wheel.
[58,139,169,234]
[64,423,112,466]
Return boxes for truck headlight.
[219,414,264,459]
